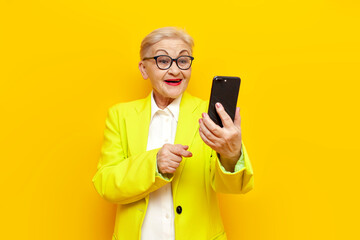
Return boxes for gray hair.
[140,27,194,59]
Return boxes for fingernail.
[202,113,206,118]
[216,102,221,108]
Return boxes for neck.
[153,90,175,110]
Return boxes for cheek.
[184,69,192,79]
[148,67,165,81]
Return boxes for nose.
[168,60,181,76]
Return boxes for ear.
[138,61,148,80]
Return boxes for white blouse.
[141,91,182,240]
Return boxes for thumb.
[234,107,241,127]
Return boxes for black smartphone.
[207,76,241,127]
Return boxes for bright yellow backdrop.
[1,0,359,239]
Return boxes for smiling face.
[138,38,192,108]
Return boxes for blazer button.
[176,206,182,214]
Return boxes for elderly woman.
[92,27,253,240]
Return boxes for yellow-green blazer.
[92,91,254,240]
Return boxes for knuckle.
[201,136,208,143]
[223,117,231,123]
[173,145,180,151]
[207,134,214,141]
[210,126,217,132]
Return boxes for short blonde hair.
[140,27,194,59]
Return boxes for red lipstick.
[164,79,182,86]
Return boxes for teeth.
[165,80,182,83]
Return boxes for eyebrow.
[155,49,190,56]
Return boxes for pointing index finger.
[170,144,192,157]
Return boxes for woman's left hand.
[199,102,242,172]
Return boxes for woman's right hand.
[157,144,192,174]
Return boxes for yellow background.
[1,0,359,239]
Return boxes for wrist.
[218,150,242,172]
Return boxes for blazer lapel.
[172,91,202,195]
[125,94,151,157]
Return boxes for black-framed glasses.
[143,55,194,70]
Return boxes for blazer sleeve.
[210,143,254,194]
[92,106,173,205]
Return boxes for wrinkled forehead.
[149,38,192,57]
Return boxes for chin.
[165,88,186,99]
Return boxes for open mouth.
[164,79,182,86]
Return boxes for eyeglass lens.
[156,56,192,70]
